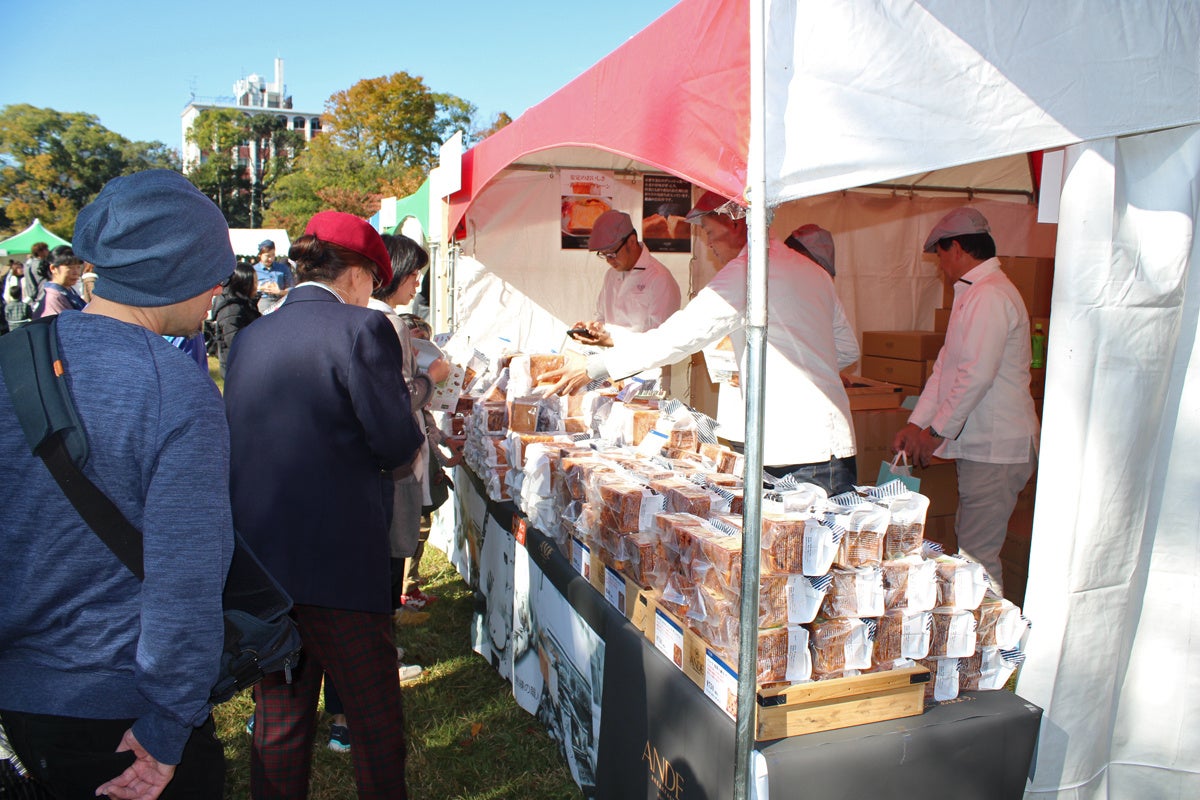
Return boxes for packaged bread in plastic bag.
[856,480,930,559]
[757,626,813,685]
[810,617,875,676]
[918,656,961,702]
[929,607,978,658]
[881,556,938,612]
[761,512,809,573]
[873,609,933,663]
[819,566,885,619]
[960,646,1025,691]
[597,478,665,533]
[933,553,990,610]
[974,595,1029,649]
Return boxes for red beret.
[304,211,393,285]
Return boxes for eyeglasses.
[595,232,633,260]
[361,264,384,290]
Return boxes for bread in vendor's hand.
[537,350,590,396]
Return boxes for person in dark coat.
[211,262,261,376]
[223,211,423,799]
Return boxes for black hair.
[397,312,432,338]
[289,235,364,284]
[937,233,996,261]
[374,234,429,301]
[225,261,258,299]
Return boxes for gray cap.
[784,224,836,277]
[587,210,635,252]
[923,207,991,253]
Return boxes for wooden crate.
[756,666,929,740]
[844,376,905,410]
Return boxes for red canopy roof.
[448,0,748,235]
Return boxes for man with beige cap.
[570,210,681,344]
[892,207,1040,595]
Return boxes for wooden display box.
[756,666,929,740]
[844,376,906,410]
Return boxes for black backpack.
[0,316,302,704]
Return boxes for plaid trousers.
[249,604,406,799]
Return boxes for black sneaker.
[328,723,351,753]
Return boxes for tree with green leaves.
[263,72,496,236]
[0,104,176,237]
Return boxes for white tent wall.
[1017,124,1200,799]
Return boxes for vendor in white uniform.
[572,210,681,338]
[545,192,859,496]
[891,207,1040,595]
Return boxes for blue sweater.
[0,311,234,764]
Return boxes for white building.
[180,58,322,178]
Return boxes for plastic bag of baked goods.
[819,566,885,619]
[918,656,961,702]
[881,555,938,612]
[933,554,990,610]
[810,617,874,676]
[757,626,813,685]
[929,607,978,658]
[797,515,840,576]
[597,477,665,533]
[770,477,829,514]
[874,609,933,663]
[760,512,809,573]
[829,501,889,569]
[961,646,1025,691]
[784,574,832,624]
[974,596,1030,649]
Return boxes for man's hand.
[427,356,451,385]
[94,729,175,800]
[568,321,612,347]
[538,351,591,396]
[891,422,941,468]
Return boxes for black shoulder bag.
[0,316,302,704]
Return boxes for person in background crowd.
[32,253,86,318]
[224,211,423,799]
[891,207,1040,596]
[4,284,32,332]
[21,242,49,303]
[252,239,294,314]
[211,262,261,376]
[0,169,234,800]
[78,261,98,303]
[784,223,837,279]
[542,191,860,496]
[570,210,681,345]
[2,260,22,302]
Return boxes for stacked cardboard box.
[859,331,946,397]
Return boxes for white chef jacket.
[910,258,1040,464]
[591,240,857,466]
[595,246,681,333]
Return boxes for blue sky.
[3,0,680,153]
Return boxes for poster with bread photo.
[642,173,693,253]
[561,170,615,249]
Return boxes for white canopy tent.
[438,1,1200,796]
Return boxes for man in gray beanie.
[0,169,235,799]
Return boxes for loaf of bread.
[760,513,807,573]
[649,478,712,518]
[973,596,1026,648]
[881,556,938,612]
[598,480,651,533]
[809,617,873,676]
[819,566,885,619]
[929,608,977,658]
[883,520,925,560]
[528,354,567,385]
[757,626,812,685]
[934,555,989,610]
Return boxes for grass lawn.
[212,523,582,799]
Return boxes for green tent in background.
[381,179,430,236]
[0,219,72,256]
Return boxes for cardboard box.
[925,514,957,552]
[862,331,946,361]
[862,356,932,388]
[1000,257,1055,318]
[912,460,958,517]
[1029,367,1045,400]
[933,308,952,332]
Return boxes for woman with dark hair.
[223,211,422,799]
[32,253,86,318]
[211,261,261,376]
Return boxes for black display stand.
[451,467,1042,799]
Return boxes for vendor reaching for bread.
[569,210,681,346]
[543,192,860,496]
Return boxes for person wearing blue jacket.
[0,170,236,800]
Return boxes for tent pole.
[734,0,769,798]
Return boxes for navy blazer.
[224,285,423,613]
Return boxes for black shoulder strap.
[0,316,145,579]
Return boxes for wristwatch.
[926,426,943,439]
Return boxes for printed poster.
[642,174,693,253]
[561,170,616,250]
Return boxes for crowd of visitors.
[0,172,449,800]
